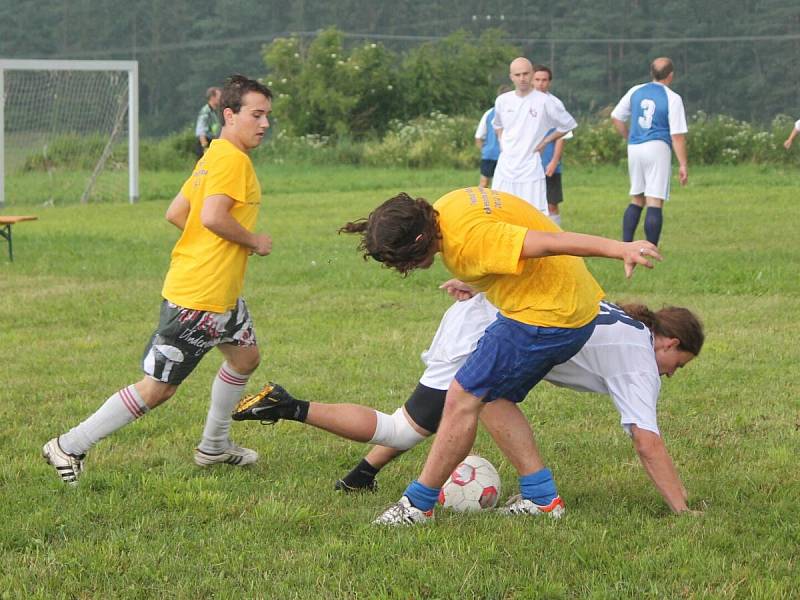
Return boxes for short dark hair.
[650,59,674,81]
[205,86,221,101]
[339,193,441,276]
[220,75,272,114]
[533,65,553,80]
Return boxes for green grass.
[1,164,798,598]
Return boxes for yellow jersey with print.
[433,187,603,328]
[162,138,261,312]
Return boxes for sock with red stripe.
[198,362,250,454]
[59,384,149,456]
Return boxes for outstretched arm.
[631,425,694,513]
[521,230,661,278]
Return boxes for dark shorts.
[141,298,257,385]
[480,159,498,178]
[455,314,596,402]
[546,173,563,205]
[404,383,447,433]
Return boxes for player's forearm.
[552,138,565,163]
[202,211,258,250]
[522,231,625,260]
[537,130,568,153]
[475,139,484,150]
[611,118,628,139]
[633,430,689,513]
[671,134,688,167]
[165,194,190,230]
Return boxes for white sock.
[549,213,562,226]
[198,363,250,453]
[59,385,148,456]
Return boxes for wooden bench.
[0,216,38,261]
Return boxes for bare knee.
[135,378,178,409]
[221,345,260,375]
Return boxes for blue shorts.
[455,314,596,402]
[480,159,498,178]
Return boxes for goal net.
[0,59,139,207]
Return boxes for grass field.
[1,164,798,598]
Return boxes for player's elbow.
[632,427,663,459]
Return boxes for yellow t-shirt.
[161,138,261,312]
[434,187,603,328]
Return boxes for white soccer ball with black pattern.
[438,455,501,512]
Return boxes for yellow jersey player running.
[341,187,661,525]
[43,75,274,484]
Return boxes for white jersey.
[795,119,800,132]
[419,295,661,436]
[491,90,576,183]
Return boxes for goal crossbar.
[0,58,139,205]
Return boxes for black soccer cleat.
[231,382,298,424]
[334,478,378,493]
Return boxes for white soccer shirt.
[795,119,800,132]
[420,295,661,436]
[491,90,577,182]
[475,108,492,140]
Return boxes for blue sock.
[403,480,441,512]
[644,206,663,246]
[622,204,643,242]
[519,468,558,505]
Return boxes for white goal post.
[0,59,139,206]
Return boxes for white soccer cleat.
[373,496,434,526]
[42,437,85,485]
[498,494,566,519]
[194,444,259,467]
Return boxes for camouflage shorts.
[142,298,257,385]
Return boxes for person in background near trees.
[492,57,577,215]
[611,57,688,246]
[195,86,222,158]
[783,118,800,150]
[42,75,274,485]
[532,65,570,227]
[474,86,511,188]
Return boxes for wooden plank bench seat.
[0,216,38,261]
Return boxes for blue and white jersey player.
[611,57,688,247]
[491,57,577,216]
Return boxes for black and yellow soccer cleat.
[231,382,299,424]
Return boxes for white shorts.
[490,177,548,215]
[627,140,672,201]
[418,295,498,390]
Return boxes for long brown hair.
[620,303,705,356]
[339,193,441,275]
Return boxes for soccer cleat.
[373,496,434,526]
[42,437,85,485]
[334,478,378,493]
[231,382,297,424]
[498,494,566,519]
[194,444,259,467]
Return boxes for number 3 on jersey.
[637,98,656,129]
[596,302,645,329]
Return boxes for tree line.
[1,0,798,136]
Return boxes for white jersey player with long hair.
[233,288,705,514]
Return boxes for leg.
[411,380,484,500]
[622,194,645,241]
[643,196,664,246]
[196,343,259,459]
[480,399,544,476]
[479,174,490,188]
[44,376,176,484]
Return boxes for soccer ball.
[438,455,501,512]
